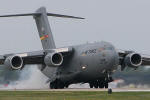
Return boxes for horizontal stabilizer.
[47,13,84,19]
[0,13,39,17]
[0,13,84,19]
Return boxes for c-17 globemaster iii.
[0,7,150,89]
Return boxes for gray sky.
[0,0,150,55]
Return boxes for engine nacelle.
[124,53,142,68]
[4,55,23,70]
[44,53,63,67]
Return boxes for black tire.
[94,84,98,88]
[57,84,65,89]
[49,83,53,89]
[56,80,66,89]
[50,80,59,89]
[50,82,56,89]
[104,83,108,88]
[99,83,104,88]
[98,81,104,88]
[93,81,98,88]
[65,84,69,88]
[89,82,94,88]
[108,88,112,94]
[89,84,94,88]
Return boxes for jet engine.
[44,53,63,67]
[124,53,142,68]
[4,55,23,70]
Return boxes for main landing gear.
[50,79,68,89]
[89,77,113,89]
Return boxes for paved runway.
[1,88,150,92]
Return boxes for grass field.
[0,91,149,100]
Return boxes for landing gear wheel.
[93,81,98,88]
[89,84,94,88]
[64,84,69,88]
[104,83,108,88]
[50,80,65,89]
[94,84,98,88]
[99,82,104,88]
[98,80,105,88]
[89,82,94,88]
[50,82,57,89]
[50,83,54,89]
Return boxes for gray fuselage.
[41,41,119,85]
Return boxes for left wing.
[141,56,150,66]
[0,47,73,70]
[118,50,150,71]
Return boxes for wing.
[0,47,73,70]
[118,50,150,71]
[0,50,44,65]
[141,56,150,66]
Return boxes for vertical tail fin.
[34,7,56,49]
[0,7,84,50]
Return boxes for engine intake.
[44,53,63,67]
[4,55,23,70]
[124,53,142,68]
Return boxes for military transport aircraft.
[0,7,150,89]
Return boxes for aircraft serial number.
[84,49,97,54]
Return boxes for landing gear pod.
[124,53,142,68]
[4,55,23,70]
[44,53,63,67]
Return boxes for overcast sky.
[0,0,150,55]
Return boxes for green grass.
[0,91,149,100]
